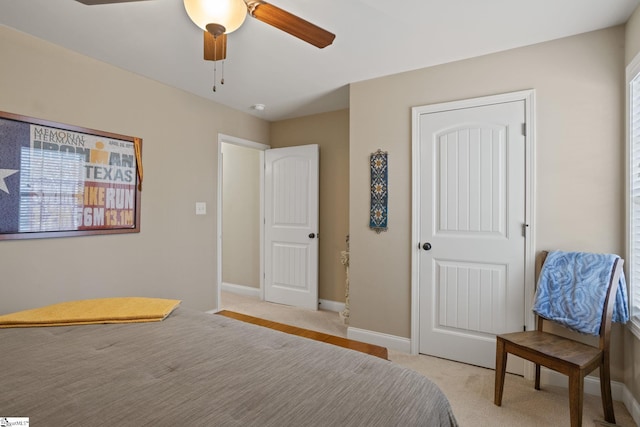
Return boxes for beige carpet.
[221,291,637,427]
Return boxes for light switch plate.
[195,202,207,215]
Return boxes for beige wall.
[625,3,640,408]
[270,109,350,303]
[0,26,269,313]
[349,27,626,378]
[626,4,640,63]
[221,143,261,288]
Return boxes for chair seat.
[498,331,602,370]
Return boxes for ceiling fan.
[75,0,336,63]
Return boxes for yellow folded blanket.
[0,297,181,328]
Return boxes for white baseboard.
[623,385,640,426]
[221,282,345,313]
[347,326,411,353]
[221,282,261,298]
[540,368,624,400]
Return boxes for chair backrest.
[535,250,624,351]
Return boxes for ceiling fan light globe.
[184,0,247,34]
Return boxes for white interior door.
[264,144,319,310]
[417,100,527,372]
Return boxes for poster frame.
[0,111,142,241]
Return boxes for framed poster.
[0,111,142,240]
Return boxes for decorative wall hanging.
[369,149,388,233]
[0,111,142,240]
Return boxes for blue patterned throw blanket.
[532,251,629,336]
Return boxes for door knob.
[308,233,316,239]
[422,242,432,251]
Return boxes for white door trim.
[216,134,270,310]
[410,90,536,358]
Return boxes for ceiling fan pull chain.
[213,60,217,92]
[221,61,225,85]
[212,37,218,92]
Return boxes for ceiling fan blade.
[75,0,150,4]
[248,1,335,49]
[204,32,228,61]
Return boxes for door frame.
[410,90,537,364]
[216,134,270,309]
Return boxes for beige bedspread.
[0,306,458,426]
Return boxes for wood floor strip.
[216,310,388,360]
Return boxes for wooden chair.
[494,251,623,427]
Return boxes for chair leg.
[599,361,616,423]
[568,372,584,427]
[535,363,541,390]
[494,337,507,406]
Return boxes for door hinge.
[522,123,526,136]
[521,223,529,237]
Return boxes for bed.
[0,305,458,426]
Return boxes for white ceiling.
[1,0,638,121]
